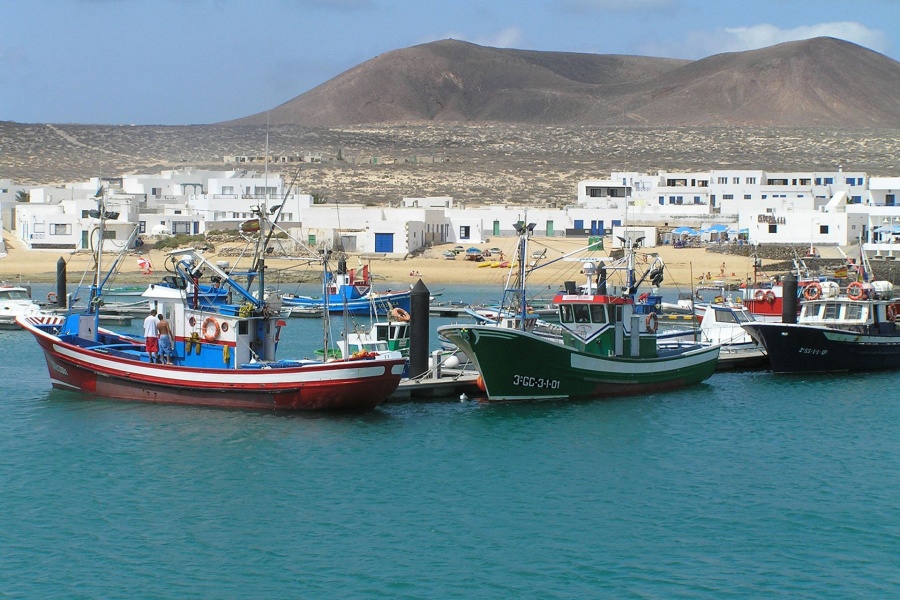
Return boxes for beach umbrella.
[702,224,729,233]
[672,226,699,236]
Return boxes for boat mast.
[514,218,535,329]
[257,122,270,298]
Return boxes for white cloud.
[645,22,890,59]
[474,27,525,48]
[433,27,525,49]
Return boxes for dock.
[389,370,481,401]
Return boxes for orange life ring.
[847,281,865,300]
[391,307,410,322]
[765,290,776,303]
[754,290,765,301]
[645,312,658,334]
[47,292,57,304]
[202,317,220,341]
[803,282,822,301]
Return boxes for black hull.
[743,323,900,374]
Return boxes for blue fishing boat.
[281,258,411,316]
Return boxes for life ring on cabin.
[645,312,659,334]
[887,303,899,321]
[391,307,410,322]
[202,317,221,341]
[847,281,865,300]
[803,282,822,301]
[765,291,776,304]
[754,290,765,301]
[46,292,57,304]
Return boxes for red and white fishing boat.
[17,198,405,411]
[739,256,823,321]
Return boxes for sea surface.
[1,284,898,598]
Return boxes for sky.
[1,0,898,125]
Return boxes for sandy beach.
[2,233,777,296]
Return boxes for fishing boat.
[438,222,720,401]
[742,278,900,374]
[16,196,406,411]
[281,258,411,316]
[0,284,45,329]
[318,308,411,360]
[739,256,823,321]
[442,250,457,260]
[659,302,768,370]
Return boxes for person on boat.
[157,313,173,365]
[143,308,160,364]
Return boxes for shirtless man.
[157,313,173,365]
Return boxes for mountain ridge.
[227,37,900,128]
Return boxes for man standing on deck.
[157,312,173,365]
[143,308,159,363]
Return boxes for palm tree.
[14,190,29,203]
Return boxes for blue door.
[574,219,584,230]
[374,233,394,253]
[590,220,604,235]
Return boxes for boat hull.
[439,325,720,401]
[743,322,900,374]
[23,319,405,411]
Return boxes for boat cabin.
[555,294,658,358]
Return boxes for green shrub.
[153,234,211,251]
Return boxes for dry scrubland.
[2,122,898,286]
[2,123,899,203]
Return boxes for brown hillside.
[227,37,900,128]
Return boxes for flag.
[138,256,153,274]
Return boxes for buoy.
[476,375,486,392]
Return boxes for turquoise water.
[1,285,898,598]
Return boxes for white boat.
[0,285,46,329]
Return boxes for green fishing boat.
[438,223,720,401]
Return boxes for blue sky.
[1,0,898,125]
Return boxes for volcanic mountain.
[231,37,900,127]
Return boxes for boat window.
[238,320,249,335]
[3,289,29,300]
[559,305,574,323]
[823,303,840,320]
[845,304,865,320]
[732,309,752,323]
[590,305,607,323]
[614,305,624,322]
[800,303,819,319]
[573,305,591,323]
[714,309,738,324]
